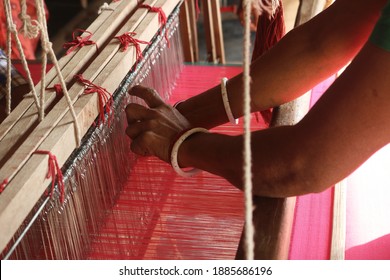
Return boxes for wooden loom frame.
[0,0,343,260]
[0,0,182,254]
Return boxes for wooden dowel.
[330,180,347,260]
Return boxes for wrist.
[169,127,209,177]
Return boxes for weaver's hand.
[125,85,191,163]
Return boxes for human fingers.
[125,103,155,124]
[128,85,165,108]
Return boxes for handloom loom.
[1,0,390,260]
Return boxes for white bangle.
[170,127,209,177]
[221,77,238,125]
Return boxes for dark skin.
[125,0,389,197]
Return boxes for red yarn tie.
[63,29,97,55]
[33,150,65,203]
[47,83,64,97]
[140,4,169,46]
[0,178,9,194]
[195,0,200,19]
[75,74,113,126]
[115,32,150,63]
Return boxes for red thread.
[195,0,200,19]
[75,74,113,126]
[33,150,65,203]
[0,178,9,193]
[140,4,169,47]
[46,83,64,97]
[115,32,150,63]
[63,29,97,55]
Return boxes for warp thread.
[75,74,113,126]
[63,29,97,55]
[33,150,65,203]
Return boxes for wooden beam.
[210,0,225,64]
[179,0,195,62]
[330,180,347,260]
[0,0,181,253]
[0,0,138,166]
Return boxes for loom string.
[19,0,40,38]
[242,0,255,260]
[4,0,41,116]
[75,74,113,126]
[140,3,169,47]
[63,29,97,55]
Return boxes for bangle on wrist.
[173,100,184,110]
[170,127,209,177]
[221,77,238,125]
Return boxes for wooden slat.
[330,180,347,260]
[209,0,225,64]
[202,0,217,63]
[0,0,138,164]
[179,0,195,62]
[188,0,199,61]
[0,0,181,254]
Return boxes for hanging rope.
[19,0,40,38]
[242,0,255,260]
[4,0,41,117]
[34,0,81,144]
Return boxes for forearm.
[177,41,390,198]
[177,0,384,129]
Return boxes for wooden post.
[202,0,225,64]
[236,0,330,260]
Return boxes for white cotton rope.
[242,0,255,260]
[4,0,41,116]
[19,0,40,38]
[34,0,81,145]
[98,3,115,15]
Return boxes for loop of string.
[98,2,114,14]
[35,0,81,144]
[140,4,169,46]
[46,83,64,97]
[18,0,40,38]
[115,32,150,63]
[63,29,97,55]
[33,150,65,203]
[0,178,9,194]
[75,74,113,126]
[4,0,41,117]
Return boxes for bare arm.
[177,41,390,197]
[176,0,386,129]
